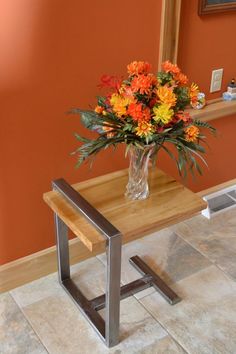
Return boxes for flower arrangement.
[71,60,215,179]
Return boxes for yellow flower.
[157,86,177,107]
[189,83,199,105]
[184,125,200,142]
[153,103,174,124]
[135,121,154,137]
[189,83,199,98]
[110,93,133,117]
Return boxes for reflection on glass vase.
[125,143,155,200]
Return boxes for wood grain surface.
[187,98,236,122]
[43,168,207,253]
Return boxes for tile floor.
[1,207,236,353]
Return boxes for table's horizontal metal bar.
[52,178,121,239]
[61,278,106,341]
[90,275,153,311]
[129,256,181,305]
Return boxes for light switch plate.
[210,68,223,93]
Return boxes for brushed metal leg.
[90,275,153,311]
[54,213,121,347]
[129,255,181,305]
[54,213,70,282]
[105,235,122,347]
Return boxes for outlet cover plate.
[210,68,223,93]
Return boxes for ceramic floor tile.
[98,228,210,299]
[100,297,168,353]
[215,255,236,280]
[173,207,236,243]
[0,293,47,354]
[70,257,107,299]
[173,210,236,281]
[10,272,63,308]
[19,285,168,353]
[140,265,236,354]
[135,335,187,354]
[11,257,106,308]
[11,256,172,353]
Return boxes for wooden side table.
[43,168,206,348]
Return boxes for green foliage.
[71,112,215,179]
[157,72,173,85]
[70,109,100,130]
[194,119,216,134]
[174,87,190,111]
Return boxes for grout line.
[9,293,50,354]
[174,222,236,283]
[135,294,189,354]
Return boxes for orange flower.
[131,74,157,95]
[94,105,104,114]
[162,60,180,75]
[135,121,154,137]
[157,86,177,107]
[127,61,151,76]
[119,84,134,99]
[174,72,188,85]
[176,111,192,123]
[98,75,121,90]
[127,102,151,122]
[184,125,200,142]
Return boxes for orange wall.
[0,0,162,264]
[1,0,235,265]
[158,0,236,193]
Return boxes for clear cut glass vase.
[125,143,155,200]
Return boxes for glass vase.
[125,144,155,200]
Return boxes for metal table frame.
[52,178,180,348]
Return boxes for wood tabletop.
[43,169,207,253]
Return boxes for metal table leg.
[54,213,106,341]
[130,256,180,305]
[54,214,70,282]
[53,179,122,347]
[105,232,121,347]
[52,178,180,348]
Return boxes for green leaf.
[80,111,100,130]
[96,96,107,107]
[74,133,91,143]
[125,143,132,158]
[193,119,216,134]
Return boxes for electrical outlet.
[210,68,223,93]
